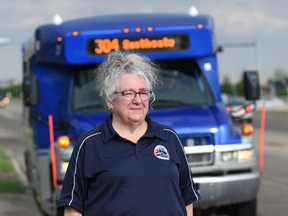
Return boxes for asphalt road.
[1,99,288,216]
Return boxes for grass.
[0,147,26,193]
[0,148,14,172]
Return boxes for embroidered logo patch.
[153,145,170,160]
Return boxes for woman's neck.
[112,119,148,144]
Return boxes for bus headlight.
[221,149,254,163]
[238,149,254,162]
[221,151,238,162]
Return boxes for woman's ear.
[106,99,113,111]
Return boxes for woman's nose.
[132,93,142,102]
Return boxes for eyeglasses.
[114,90,152,101]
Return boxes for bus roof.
[41,13,213,33]
[27,13,215,64]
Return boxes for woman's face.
[107,74,149,125]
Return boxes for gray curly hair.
[95,52,160,101]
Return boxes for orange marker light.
[57,136,70,148]
[197,24,204,29]
[146,27,154,32]
[242,123,254,136]
[57,37,63,42]
[72,31,80,36]
[134,28,141,33]
[123,28,130,33]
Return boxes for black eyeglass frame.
[113,90,153,101]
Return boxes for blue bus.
[22,13,260,215]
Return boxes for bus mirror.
[23,74,38,106]
[243,70,260,101]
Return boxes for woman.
[58,52,200,215]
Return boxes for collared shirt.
[58,115,200,215]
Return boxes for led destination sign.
[87,35,189,55]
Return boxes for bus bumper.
[193,172,260,208]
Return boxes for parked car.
[222,93,256,123]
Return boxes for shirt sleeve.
[57,135,88,213]
[173,133,201,205]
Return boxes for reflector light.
[242,123,254,136]
[197,24,204,29]
[57,37,63,42]
[134,28,141,33]
[123,28,130,33]
[57,136,70,148]
[72,31,80,36]
[146,27,154,32]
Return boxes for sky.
[0,0,288,85]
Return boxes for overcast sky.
[0,0,288,84]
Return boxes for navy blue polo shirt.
[58,115,200,215]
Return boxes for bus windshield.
[72,67,106,112]
[154,59,215,107]
[72,59,215,112]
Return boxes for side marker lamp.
[134,28,141,33]
[57,37,63,42]
[122,28,130,33]
[242,123,254,136]
[57,136,70,148]
[146,27,154,32]
[197,24,204,29]
[72,31,80,36]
